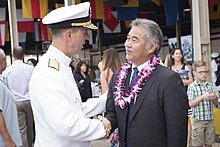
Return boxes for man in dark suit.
[104,18,188,147]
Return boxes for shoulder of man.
[48,58,60,71]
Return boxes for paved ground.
[92,136,220,147]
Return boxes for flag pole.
[7,0,19,64]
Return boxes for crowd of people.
[0,2,219,147]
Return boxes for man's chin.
[126,55,133,62]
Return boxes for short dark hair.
[13,46,24,59]
[27,58,38,67]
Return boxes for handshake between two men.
[97,115,112,138]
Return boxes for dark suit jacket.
[105,64,188,147]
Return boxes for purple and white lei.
[113,55,161,109]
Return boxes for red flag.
[35,21,51,41]
[0,8,6,46]
[151,0,163,6]
[209,0,217,7]
[89,0,112,20]
[22,0,48,18]
[103,11,121,33]
[17,9,34,32]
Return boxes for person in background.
[94,66,101,83]
[170,48,193,86]
[163,53,171,68]
[100,48,122,147]
[170,47,193,147]
[27,58,38,67]
[211,52,219,86]
[100,48,122,94]
[0,49,22,147]
[88,66,96,82]
[104,18,188,147]
[188,60,218,147]
[74,61,93,102]
[3,46,34,147]
[29,2,110,147]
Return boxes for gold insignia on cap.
[71,20,98,30]
[48,58,60,71]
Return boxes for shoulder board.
[48,58,60,71]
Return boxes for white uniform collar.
[47,45,72,66]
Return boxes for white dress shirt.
[2,60,34,101]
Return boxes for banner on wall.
[168,35,193,61]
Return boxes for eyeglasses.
[197,70,209,74]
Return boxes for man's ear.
[64,29,73,41]
[148,42,157,54]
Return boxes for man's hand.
[97,115,111,137]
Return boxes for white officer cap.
[42,2,97,30]
[211,52,219,58]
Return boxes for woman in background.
[170,48,193,147]
[100,48,121,147]
[74,61,92,102]
[163,53,172,68]
[100,48,121,93]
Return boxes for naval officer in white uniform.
[29,2,110,147]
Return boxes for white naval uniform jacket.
[29,45,107,147]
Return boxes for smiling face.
[172,49,183,63]
[124,26,155,66]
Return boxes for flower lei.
[114,55,161,109]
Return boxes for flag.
[124,20,132,29]
[164,0,183,26]
[151,0,163,6]
[140,0,150,3]
[103,11,121,33]
[5,21,10,42]
[18,33,27,43]
[0,8,6,46]
[55,0,64,8]
[0,22,5,46]
[34,21,52,41]
[17,9,34,32]
[139,12,157,21]
[117,0,139,20]
[117,7,139,20]
[209,0,220,20]
[209,0,217,7]
[121,0,139,7]
[22,0,48,18]
[90,0,112,20]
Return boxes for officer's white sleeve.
[82,90,108,117]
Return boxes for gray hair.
[130,18,163,54]
[0,49,6,60]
